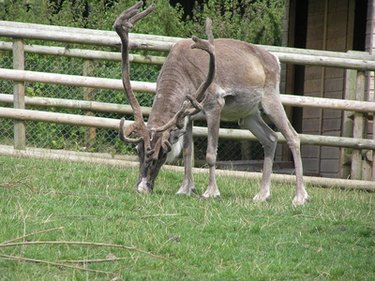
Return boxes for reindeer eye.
[135,144,142,154]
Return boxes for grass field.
[0,155,374,280]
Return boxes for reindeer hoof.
[137,186,152,194]
[292,193,310,206]
[253,192,271,202]
[176,187,196,196]
[136,179,153,194]
[202,190,220,198]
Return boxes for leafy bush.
[0,0,284,44]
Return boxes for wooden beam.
[0,144,373,191]
[0,68,156,93]
[2,107,374,150]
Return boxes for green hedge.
[0,0,283,159]
[0,0,284,45]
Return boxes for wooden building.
[282,0,374,179]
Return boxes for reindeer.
[114,1,309,205]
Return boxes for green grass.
[0,156,374,280]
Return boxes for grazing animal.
[114,1,309,205]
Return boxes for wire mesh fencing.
[0,41,265,165]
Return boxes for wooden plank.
[320,147,340,159]
[328,0,349,12]
[324,77,344,92]
[304,79,322,92]
[301,145,320,157]
[304,67,324,80]
[322,109,342,119]
[322,118,342,131]
[323,90,344,99]
[320,159,340,173]
[302,118,322,132]
[303,108,322,119]
[326,37,347,51]
[302,157,319,175]
[325,68,345,79]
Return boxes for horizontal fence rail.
[0,41,166,64]
[0,68,156,92]
[2,92,374,156]
[3,20,374,62]
[1,107,375,150]
[1,92,375,115]
[2,20,375,69]
[0,144,374,191]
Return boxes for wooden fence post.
[83,59,96,149]
[13,39,26,150]
[341,69,356,178]
[373,81,375,181]
[370,70,375,181]
[351,70,366,180]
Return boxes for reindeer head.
[114,1,216,193]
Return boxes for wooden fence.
[0,20,375,187]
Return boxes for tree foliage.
[0,0,284,45]
[0,0,284,153]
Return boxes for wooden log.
[0,107,120,129]
[1,93,375,116]
[190,123,375,149]
[2,24,375,69]
[0,20,182,43]
[264,45,375,61]
[0,41,166,65]
[2,21,374,61]
[0,93,152,115]
[275,52,375,70]
[0,25,173,51]
[1,107,375,150]
[281,94,375,113]
[0,68,156,93]
[3,40,375,69]
[12,39,26,150]
[0,144,374,191]
[2,86,375,114]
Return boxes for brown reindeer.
[114,1,309,205]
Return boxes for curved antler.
[114,1,155,147]
[153,18,216,133]
[191,18,215,104]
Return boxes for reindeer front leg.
[202,98,224,198]
[177,119,196,195]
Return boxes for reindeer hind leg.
[240,111,277,202]
[261,87,309,206]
